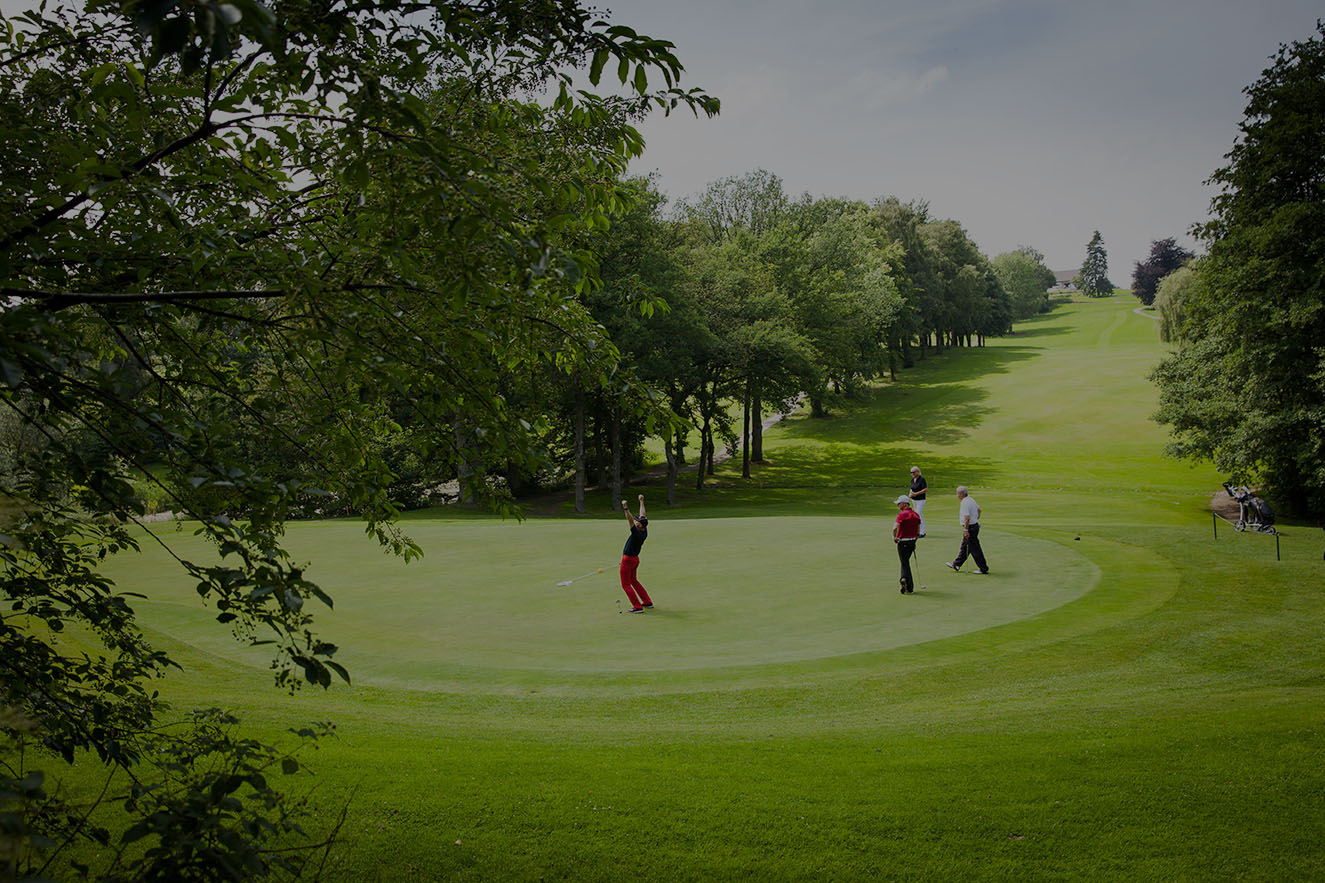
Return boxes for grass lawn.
[85,292,1324,880]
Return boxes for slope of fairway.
[82,293,1324,881]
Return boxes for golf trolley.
[1222,483,1277,535]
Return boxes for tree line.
[536,171,1060,511]
[1149,21,1325,517]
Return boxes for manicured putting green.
[114,515,1095,688]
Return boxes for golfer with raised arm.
[619,494,653,613]
[893,495,922,594]
[945,486,989,574]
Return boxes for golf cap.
[894,496,911,506]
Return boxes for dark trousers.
[952,523,988,572]
[897,539,917,590]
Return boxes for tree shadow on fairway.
[999,301,1083,339]
[731,346,1044,493]
[773,383,992,448]
[774,344,1040,441]
[733,447,1000,496]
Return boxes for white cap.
[894,496,911,505]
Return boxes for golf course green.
[97,293,1324,880]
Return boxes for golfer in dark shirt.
[619,494,653,612]
[908,466,928,537]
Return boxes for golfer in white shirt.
[945,486,989,574]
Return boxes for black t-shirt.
[910,475,927,499]
[623,524,647,556]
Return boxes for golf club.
[913,541,926,590]
[555,566,606,587]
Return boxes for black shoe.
[975,570,989,575]
[944,561,959,572]
[630,607,644,613]
[904,587,914,594]
[642,603,654,608]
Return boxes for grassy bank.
[85,293,1324,880]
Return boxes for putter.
[913,542,926,590]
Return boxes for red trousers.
[619,555,652,609]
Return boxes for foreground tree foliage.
[0,0,714,877]
[1152,21,1325,515]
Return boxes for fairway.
[110,517,1097,686]
[88,294,1325,881]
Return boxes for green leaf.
[342,159,371,190]
[589,48,608,85]
[326,659,351,684]
[633,64,648,95]
[89,63,117,87]
[159,15,191,54]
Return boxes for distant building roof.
[1053,269,1076,285]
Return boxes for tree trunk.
[695,403,710,491]
[674,425,687,466]
[610,407,622,510]
[574,388,586,513]
[594,409,608,491]
[752,389,764,462]
[454,419,479,505]
[504,463,529,498]
[664,434,677,506]
[741,382,751,479]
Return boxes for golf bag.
[1222,482,1276,534]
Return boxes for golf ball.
[598,568,604,572]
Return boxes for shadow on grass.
[736,446,1001,493]
[738,344,1043,492]
[541,325,1067,518]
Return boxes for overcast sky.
[596,0,1321,275]
[3,1,1318,276]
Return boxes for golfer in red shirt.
[893,495,922,594]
